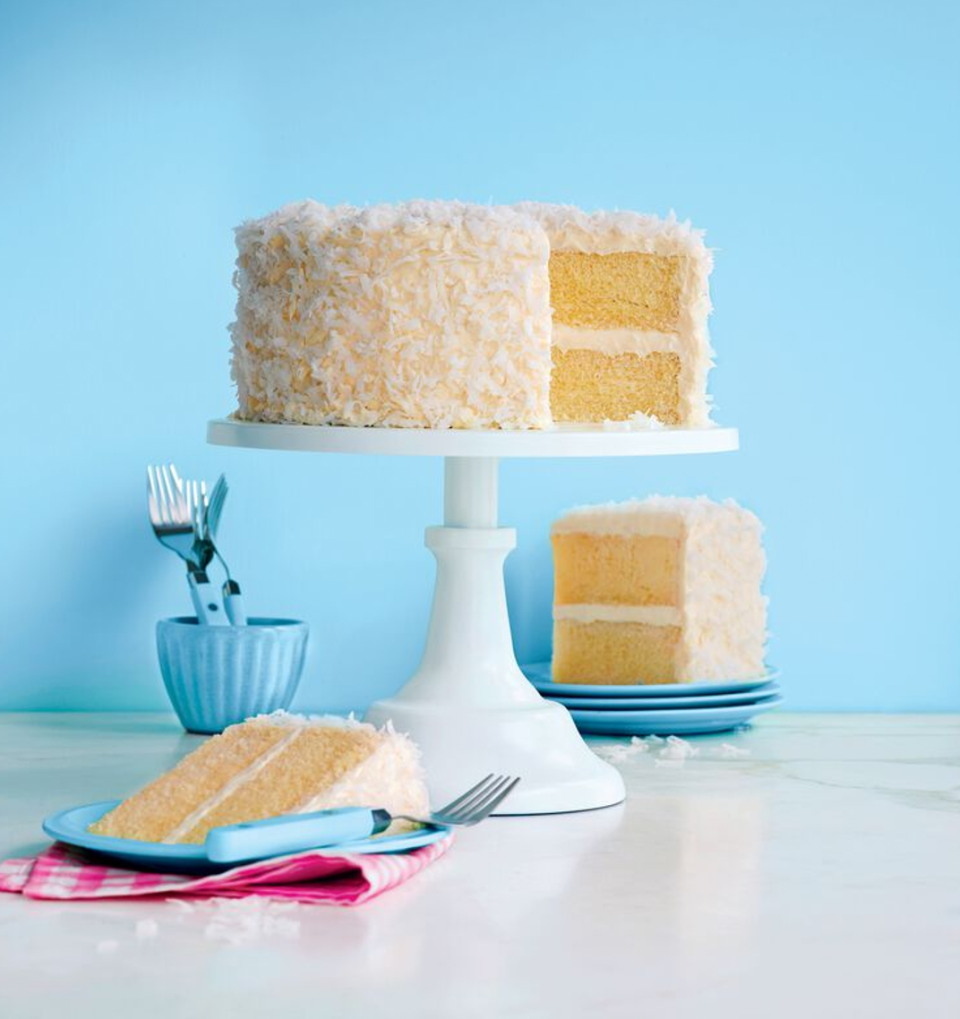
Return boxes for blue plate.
[569,696,783,736]
[43,801,452,875]
[522,662,779,698]
[548,684,781,710]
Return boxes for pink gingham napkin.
[0,837,452,907]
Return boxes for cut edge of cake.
[517,203,715,429]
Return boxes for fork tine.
[439,775,506,823]
[443,775,512,823]
[211,476,227,520]
[433,774,496,817]
[464,776,521,822]
[159,465,177,522]
[214,476,228,517]
[191,481,203,533]
[169,468,184,524]
[148,467,164,527]
[151,465,171,526]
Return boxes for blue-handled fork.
[205,773,521,863]
[183,474,247,627]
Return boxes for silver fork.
[376,773,521,829]
[182,473,247,626]
[146,464,226,625]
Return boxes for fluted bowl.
[156,617,309,734]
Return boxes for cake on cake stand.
[207,420,739,815]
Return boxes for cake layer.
[552,532,680,607]
[548,251,683,332]
[89,723,288,843]
[553,618,681,685]
[550,348,681,424]
[170,725,382,844]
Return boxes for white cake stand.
[207,419,738,815]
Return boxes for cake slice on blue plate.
[89,713,429,844]
[551,496,767,685]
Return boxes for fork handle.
[205,807,392,863]
[222,579,247,626]
[188,569,227,626]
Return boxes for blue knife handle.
[188,570,226,626]
[204,807,390,863]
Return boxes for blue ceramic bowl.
[156,617,309,734]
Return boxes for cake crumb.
[202,897,302,947]
[661,735,699,759]
[165,898,196,913]
[135,918,159,940]
[594,739,648,763]
[594,734,752,767]
[654,735,699,767]
[602,410,665,431]
[715,743,752,759]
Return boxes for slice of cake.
[230,199,714,430]
[519,204,714,428]
[551,497,767,684]
[89,713,429,844]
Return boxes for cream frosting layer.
[554,604,682,627]
[551,324,684,357]
[163,726,303,843]
[552,497,768,682]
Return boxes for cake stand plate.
[208,420,739,815]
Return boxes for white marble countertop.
[0,712,957,1019]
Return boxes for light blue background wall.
[1,0,957,712]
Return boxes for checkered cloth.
[0,837,453,906]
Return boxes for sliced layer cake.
[551,497,767,685]
[89,713,428,844]
[231,200,714,430]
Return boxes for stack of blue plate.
[522,662,782,736]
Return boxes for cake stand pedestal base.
[207,420,740,816]
[364,458,625,814]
